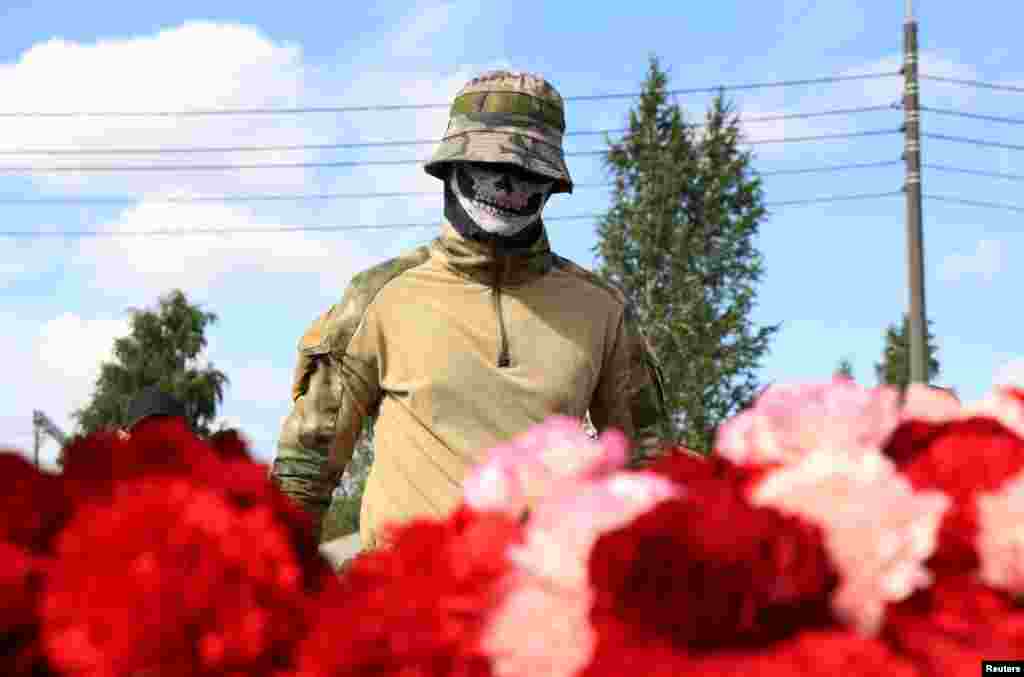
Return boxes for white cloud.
[723,50,982,162]
[36,312,129,382]
[0,311,129,469]
[66,198,382,299]
[218,359,292,406]
[0,21,322,196]
[841,51,981,109]
[938,238,1004,283]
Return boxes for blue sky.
[2,0,1020,467]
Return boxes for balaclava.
[444,162,555,249]
[424,70,574,249]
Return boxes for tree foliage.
[835,357,856,380]
[593,54,780,453]
[72,290,228,437]
[321,419,374,542]
[875,313,941,391]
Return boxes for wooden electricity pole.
[903,0,929,384]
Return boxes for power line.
[0,160,903,205]
[0,214,596,237]
[920,105,1024,125]
[745,129,898,145]
[920,74,1024,94]
[767,191,902,207]
[0,130,901,173]
[924,194,1024,213]
[758,159,901,176]
[0,105,898,156]
[0,72,899,118]
[924,163,1024,182]
[0,192,906,239]
[0,189,429,205]
[0,187,583,205]
[922,132,1024,152]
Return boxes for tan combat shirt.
[271,222,667,548]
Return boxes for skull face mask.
[448,162,555,238]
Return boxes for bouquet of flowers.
[1,419,335,676]
[5,376,1024,676]
[308,378,1024,676]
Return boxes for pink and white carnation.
[900,381,1024,440]
[473,416,678,677]
[716,377,904,467]
[976,470,1024,597]
[463,415,630,518]
[900,383,964,422]
[751,448,950,635]
[483,472,678,677]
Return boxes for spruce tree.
[875,313,941,390]
[594,55,779,453]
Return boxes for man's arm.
[589,303,669,469]
[271,304,381,534]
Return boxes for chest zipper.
[492,245,511,368]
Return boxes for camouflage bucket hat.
[423,70,574,194]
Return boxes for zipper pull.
[492,245,511,368]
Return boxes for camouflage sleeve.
[589,304,668,469]
[271,302,381,532]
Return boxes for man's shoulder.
[298,244,432,354]
[348,244,433,294]
[550,254,628,309]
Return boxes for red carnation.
[886,417,1024,574]
[0,542,42,635]
[883,419,949,467]
[646,447,771,490]
[208,428,253,462]
[891,418,1024,496]
[581,629,921,677]
[209,458,333,592]
[291,506,523,677]
[884,574,1024,677]
[0,453,71,552]
[580,638,695,677]
[589,454,837,651]
[41,475,312,676]
[60,421,329,590]
[0,453,69,676]
[60,418,221,501]
[687,629,922,677]
[0,540,53,676]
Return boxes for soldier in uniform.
[271,70,668,549]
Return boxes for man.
[271,70,668,549]
[117,384,190,439]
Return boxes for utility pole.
[33,421,41,469]
[32,410,69,469]
[903,0,929,384]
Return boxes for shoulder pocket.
[297,307,334,355]
[291,308,335,401]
